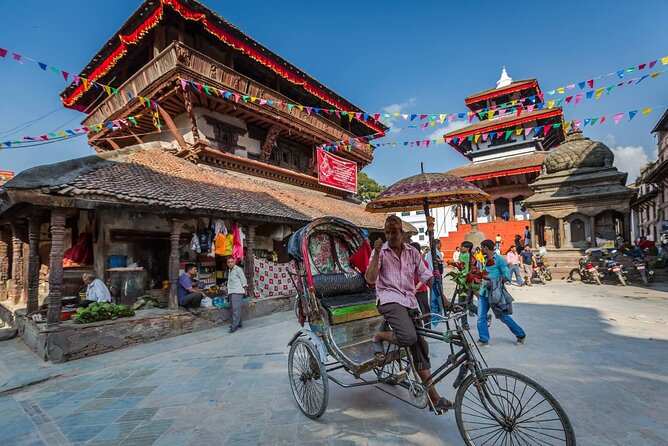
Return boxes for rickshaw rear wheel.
[455,367,575,446]
[288,337,329,419]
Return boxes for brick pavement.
[0,281,667,445]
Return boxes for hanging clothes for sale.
[214,232,228,256]
[213,219,228,236]
[232,222,244,261]
[190,234,201,253]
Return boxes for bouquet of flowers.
[446,261,489,296]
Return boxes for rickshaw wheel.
[455,368,575,446]
[288,338,329,419]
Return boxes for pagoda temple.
[440,68,566,255]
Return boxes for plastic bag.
[200,297,213,308]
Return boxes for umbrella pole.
[424,200,448,314]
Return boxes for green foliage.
[70,302,135,324]
[355,172,386,202]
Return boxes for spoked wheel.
[455,367,575,446]
[538,272,546,285]
[594,274,601,285]
[288,338,329,419]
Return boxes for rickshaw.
[287,217,575,445]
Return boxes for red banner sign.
[316,149,357,193]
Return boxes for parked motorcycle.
[535,247,552,282]
[632,257,655,286]
[532,264,547,284]
[600,252,628,286]
[577,256,602,285]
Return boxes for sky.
[0,0,666,186]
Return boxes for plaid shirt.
[370,243,432,309]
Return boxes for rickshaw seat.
[311,272,378,324]
[321,290,378,325]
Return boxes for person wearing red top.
[410,242,431,329]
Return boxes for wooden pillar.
[508,198,516,221]
[10,221,26,305]
[27,216,41,314]
[0,227,9,302]
[590,216,597,248]
[46,209,66,328]
[244,225,256,299]
[557,218,564,249]
[168,219,183,310]
[490,200,496,222]
[530,219,538,247]
[456,205,461,226]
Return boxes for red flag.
[587,79,594,88]
[600,116,607,124]
[639,63,646,70]
[0,48,7,58]
[61,71,69,82]
[543,126,550,137]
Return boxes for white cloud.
[427,120,469,141]
[603,134,616,146]
[380,98,417,133]
[611,145,648,182]
[381,97,416,114]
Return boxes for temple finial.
[496,66,513,89]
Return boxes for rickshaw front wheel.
[288,337,329,419]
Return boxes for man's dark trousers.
[181,292,203,308]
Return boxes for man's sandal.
[429,397,454,413]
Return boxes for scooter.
[600,254,628,286]
[632,257,655,286]
[577,256,602,285]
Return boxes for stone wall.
[16,295,291,363]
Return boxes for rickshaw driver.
[365,215,454,413]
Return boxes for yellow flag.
[440,114,446,122]
[564,122,572,132]
[595,88,604,99]
[488,110,495,119]
[104,85,112,96]
[662,56,668,65]
[642,108,652,115]
[393,112,400,117]
[516,128,522,136]
[297,105,304,111]
[651,71,661,78]
[547,100,555,109]
[474,134,481,143]
[557,87,565,94]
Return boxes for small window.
[416,210,425,215]
[419,235,425,241]
[401,212,410,216]
[418,228,425,233]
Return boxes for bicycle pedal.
[394,370,408,383]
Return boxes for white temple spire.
[496,66,513,89]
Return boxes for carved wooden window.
[204,116,246,153]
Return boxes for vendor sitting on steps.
[365,215,453,413]
[178,263,205,309]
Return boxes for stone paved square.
[0,282,666,445]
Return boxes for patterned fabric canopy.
[365,172,489,213]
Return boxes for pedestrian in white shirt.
[226,257,248,333]
[453,247,461,263]
[81,273,112,307]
